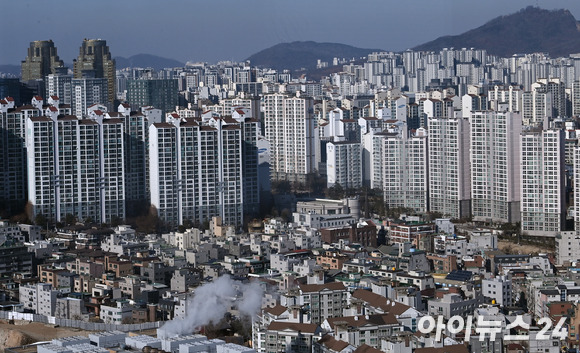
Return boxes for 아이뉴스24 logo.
[418,315,567,342]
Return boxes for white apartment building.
[461,94,487,118]
[0,104,38,206]
[205,97,260,120]
[326,141,362,189]
[264,93,317,183]
[488,85,522,112]
[100,301,133,324]
[428,115,471,219]
[470,111,522,223]
[522,90,552,126]
[556,231,580,265]
[520,129,565,236]
[46,74,72,105]
[149,115,246,227]
[361,129,389,189]
[383,124,428,213]
[532,78,567,118]
[574,147,580,236]
[572,81,580,116]
[19,283,59,316]
[482,276,512,306]
[26,113,125,224]
[281,282,349,325]
[71,78,108,117]
[117,105,163,210]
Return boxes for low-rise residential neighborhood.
[0,201,571,352]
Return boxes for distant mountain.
[114,54,184,70]
[246,41,383,71]
[413,6,580,57]
[0,65,21,77]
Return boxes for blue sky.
[2,0,580,65]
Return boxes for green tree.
[64,213,77,226]
[34,214,48,228]
[272,180,291,194]
[386,207,415,219]
[326,183,344,200]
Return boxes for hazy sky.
[3,0,580,65]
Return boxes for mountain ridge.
[245,41,384,71]
[114,54,184,70]
[412,6,580,57]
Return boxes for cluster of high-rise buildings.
[0,95,261,227]
[4,40,580,236]
[0,40,262,227]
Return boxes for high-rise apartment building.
[73,39,116,106]
[117,104,162,216]
[488,85,522,112]
[428,115,471,219]
[532,78,568,118]
[383,125,428,213]
[0,102,38,211]
[149,115,248,227]
[25,113,125,224]
[21,40,65,81]
[522,91,552,126]
[520,129,565,236]
[126,78,179,115]
[461,94,487,118]
[470,111,522,223]
[45,74,72,105]
[361,130,388,189]
[326,141,362,189]
[231,109,261,218]
[71,78,108,117]
[264,93,317,183]
[572,81,580,117]
[205,97,261,122]
[574,147,580,236]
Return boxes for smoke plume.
[158,275,263,338]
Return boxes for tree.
[122,317,134,324]
[34,214,48,228]
[280,208,292,222]
[64,213,77,226]
[425,211,444,221]
[326,183,344,200]
[306,172,326,196]
[110,216,123,227]
[500,222,521,237]
[272,180,291,194]
[386,207,415,219]
[10,211,31,224]
[135,206,163,234]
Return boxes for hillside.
[413,6,580,57]
[114,54,184,70]
[245,41,383,71]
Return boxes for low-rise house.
[281,281,349,324]
[100,300,133,324]
[427,292,480,319]
[322,313,402,349]
[255,321,322,353]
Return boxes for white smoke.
[158,275,263,338]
